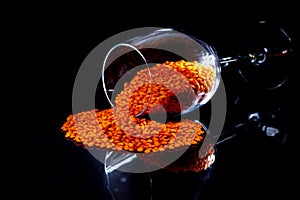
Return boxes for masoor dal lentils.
[61,108,205,153]
[115,60,216,116]
[61,60,216,172]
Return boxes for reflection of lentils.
[140,146,215,173]
[61,108,206,153]
[61,60,216,172]
[115,60,216,116]
[164,145,215,172]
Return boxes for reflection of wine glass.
[105,158,215,200]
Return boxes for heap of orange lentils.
[61,108,206,153]
[61,60,216,172]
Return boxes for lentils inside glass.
[115,60,216,116]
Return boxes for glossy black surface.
[32,11,296,200]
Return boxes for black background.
[19,3,297,200]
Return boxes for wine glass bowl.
[101,27,221,117]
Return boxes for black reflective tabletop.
[32,11,296,200]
